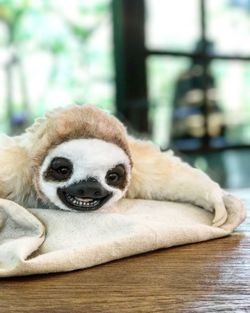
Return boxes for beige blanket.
[0,194,246,277]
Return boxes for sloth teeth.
[65,193,100,208]
[75,197,92,202]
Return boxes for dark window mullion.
[145,49,250,61]
[200,0,210,148]
[112,0,149,133]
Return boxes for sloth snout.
[65,179,109,199]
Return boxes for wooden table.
[1,191,250,313]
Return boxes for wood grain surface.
[1,195,250,313]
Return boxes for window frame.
[112,0,250,153]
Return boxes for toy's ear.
[0,134,32,203]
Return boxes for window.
[146,0,250,149]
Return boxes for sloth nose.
[66,179,109,199]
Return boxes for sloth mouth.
[57,189,112,211]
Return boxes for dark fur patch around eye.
[105,164,127,190]
[44,157,73,182]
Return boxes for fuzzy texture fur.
[0,105,228,226]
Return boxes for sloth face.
[38,139,131,211]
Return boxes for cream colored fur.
[0,135,34,205]
[0,105,228,226]
[127,138,227,226]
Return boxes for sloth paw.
[211,195,228,227]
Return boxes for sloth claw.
[212,200,228,227]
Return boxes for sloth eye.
[107,172,119,183]
[45,157,73,181]
[56,167,70,175]
[106,164,126,188]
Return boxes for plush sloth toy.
[0,105,228,226]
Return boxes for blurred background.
[1,0,250,188]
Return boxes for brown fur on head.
[28,105,132,167]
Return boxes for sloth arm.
[126,138,227,226]
[0,136,32,204]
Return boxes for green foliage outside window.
[0,0,114,134]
